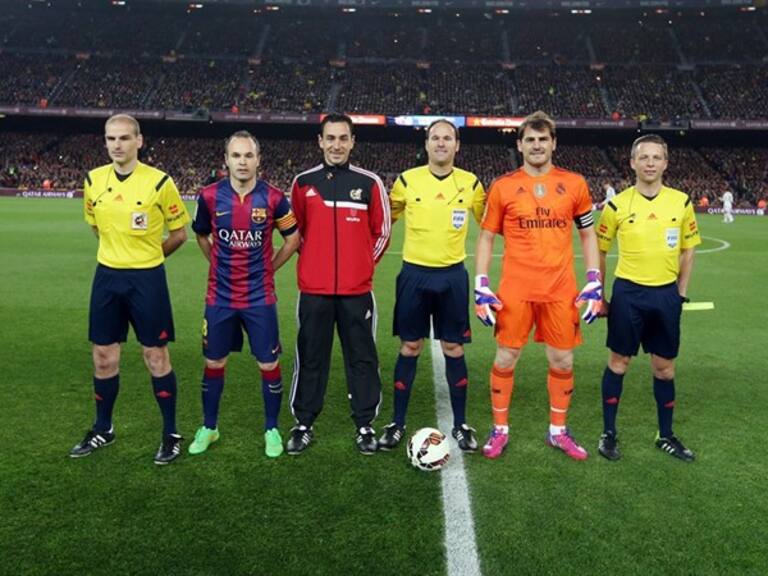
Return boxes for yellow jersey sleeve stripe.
[155,174,169,191]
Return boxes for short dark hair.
[224,130,260,155]
[517,110,556,141]
[426,119,459,141]
[320,113,354,136]
[630,134,668,159]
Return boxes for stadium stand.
[1,4,767,206]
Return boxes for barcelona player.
[475,110,601,461]
[190,131,299,458]
[595,134,700,462]
[378,119,486,453]
[70,114,190,465]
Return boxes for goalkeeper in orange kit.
[474,111,602,461]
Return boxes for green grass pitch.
[1,198,766,576]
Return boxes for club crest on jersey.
[251,208,267,224]
[452,209,467,230]
[534,183,547,198]
[350,188,363,201]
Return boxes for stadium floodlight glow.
[342,7,356,13]
[740,6,756,11]
[570,9,592,14]
[111,0,126,5]
[188,3,203,9]
[417,8,432,14]
[495,9,509,14]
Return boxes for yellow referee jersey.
[84,161,190,269]
[390,166,486,267]
[597,185,701,286]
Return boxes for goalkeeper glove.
[474,274,503,327]
[575,269,603,324]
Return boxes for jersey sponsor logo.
[350,188,362,201]
[518,206,567,230]
[251,207,267,224]
[217,228,263,248]
[131,212,148,230]
[534,183,547,198]
[666,227,680,248]
[452,209,467,230]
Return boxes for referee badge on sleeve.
[452,209,467,230]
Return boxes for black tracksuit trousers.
[290,292,382,429]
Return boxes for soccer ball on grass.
[407,427,450,471]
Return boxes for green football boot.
[188,426,219,455]
[265,428,284,458]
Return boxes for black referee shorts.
[89,263,175,347]
[607,278,682,359]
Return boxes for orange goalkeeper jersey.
[482,166,594,302]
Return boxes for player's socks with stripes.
[547,367,574,427]
[93,374,119,432]
[152,371,178,435]
[490,365,515,427]
[202,366,224,429]
[653,377,676,437]
[601,366,624,434]
[261,365,282,431]
[392,354,418,427]
[444,355,468,428]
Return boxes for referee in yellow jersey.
[69,114,190,465]
[378,119,486,452]
[595,134,701,462]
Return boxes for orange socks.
[547,367,574,427]
[490,365,515,427]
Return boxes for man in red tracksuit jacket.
[287,113,391,456]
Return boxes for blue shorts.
[89,264,175,348]
[607,278,682,359]
[203,304,281,363]
[393,262,471,344]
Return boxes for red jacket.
[290,162,390,295]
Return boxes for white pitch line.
[430,337,482,576]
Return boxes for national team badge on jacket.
[251,208,267,224]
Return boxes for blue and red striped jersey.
[193,178,297,308]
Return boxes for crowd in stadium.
[2,131,765,206]
[1,8,768,121]
[1,5,767,205]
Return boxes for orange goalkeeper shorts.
[494,295,582,350]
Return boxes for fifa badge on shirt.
[452,209,467,230]
[666,228,680,248]
[131,212,148,230]
[534,183,547,198]
[251,208,267,224]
